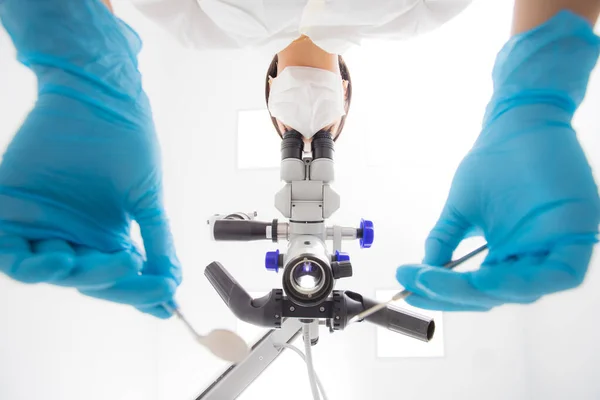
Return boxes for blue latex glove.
[0,0,181,318]
[396,11,600,311]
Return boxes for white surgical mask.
[268,66,346,140]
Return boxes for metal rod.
[163,303,204,341]
[349,244,488,324]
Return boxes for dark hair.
[265,54,352,141]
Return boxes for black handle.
[342,291,434,342]
[362,295,434,341]
[205,262,283,328]
[213,220,271,241]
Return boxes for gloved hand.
[0,0,181,318]
[396,11,600,311]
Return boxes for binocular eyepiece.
[281,130,334,161]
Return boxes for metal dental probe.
[348,244,489,324]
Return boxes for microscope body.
[205,130,433,343]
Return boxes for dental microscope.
[197,130,435,399]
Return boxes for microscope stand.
[196,318,304,400]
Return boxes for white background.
[1,0,600,399]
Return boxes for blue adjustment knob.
[335,251,350,262]
[359,219,374,249]
[265,250,280,272]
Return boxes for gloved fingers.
[402,293,493,312]
[133,198,182,285]
[424,206,474,266]
[32,239,76,255]
[1,252,75,283]
[73,245,98,256]
[0,235,75,283]
[136,304,174,319]
[470,243,593,301]
[54,250,144,290]
[0,235,30,252]
[396,264,504,309]
[79,275,177,308]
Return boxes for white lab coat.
[130,0,473,54]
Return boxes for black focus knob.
[332,261,353,279]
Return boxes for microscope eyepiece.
[281,130,304,160]
[311,130,334,160]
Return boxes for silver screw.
[275,314,280,319]
[335,316,340,320]
[290,306,295,312]
[259,356,264,361]
[319,307,325,312]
